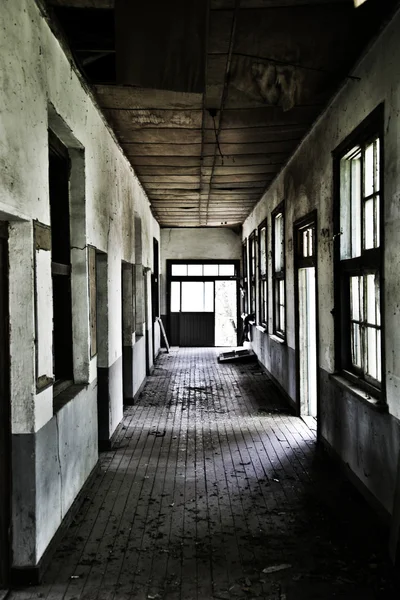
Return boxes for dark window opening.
[49,132,73,388]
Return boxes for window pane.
[351,153,361,257]
[366,274,377,325]
[275,213,284,271]
[351,323,361,368]
[187,264,203,276]
[279,279,285,332]
[364,142,374,197]
[376,329,382,382]
[204,281,214,312]
[375,138,380,193]
[203,264,218,276]
[219,264,235,276]
[309,227,314,257]
[350,276,360,321]
[172,264,187,276]
[260,227,267,274]
[375,194,380,248]
[181,281,204,312]
[302,230,309,257]
[367,326,377,380]
[364,197,374,250]
[171,281,181,312]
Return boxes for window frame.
[333,105,384,399]
[248,231,257,318]
[48,131,74,393]
[258,218,268,328]
[272,203,286,339]
[241,240,248,314]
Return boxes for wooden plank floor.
[10,348,398,600]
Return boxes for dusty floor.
[10,348,398,600]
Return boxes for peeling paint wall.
[1,0,159,570]
[242,9,400,517]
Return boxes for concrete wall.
[1,0,159,570]
[160,227,242,315]
[242,9,400,517]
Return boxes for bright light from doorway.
[354,0,368,7]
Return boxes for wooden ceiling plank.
[122,144,202,157]
[209,164,280,175]
[205,106,319,129]
[130,156,201,167]
[104,108,203,129]
[117,128,202,144]
[202,140,298,155]
[95,86,203,110]
[140,175,200,184]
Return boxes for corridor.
[10,349,398,600]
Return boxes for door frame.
[293,211,320,435]
[166,259,240,347]
[0,221,10,586]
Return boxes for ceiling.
[47,0,397,228]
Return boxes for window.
[335,108,383,393]
[272,205,285,337]
[170,263,236,277]
[241,241,248,313]
[249,231,257,317]
[151,238,159,320]
[49,132,73,390]
[170,281,214,312]
[258,219,268,327]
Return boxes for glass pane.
[351,154,361,257]
[302,230,309,257]
[275,213,283,271]
[375,194,380,248]
[351,323,361,368]
[375,275,381,326]
[171,281,181,312]
[309,227,314,257]
[181,281,204,312]
[375,138,380,193]
[366,274,376,325]
[219,264,235,276]
[262,280,267,322]
[260,228,267,274]
[279,280,285,331]
[204,281,214,312]
[350,276,360,321]
[364,197,374,250]
[364,142,374,197]
[171,264,187,276]
[203,264,218,276]
[187,264,203,276]
[367,327,377,380]
[376,329,382,382]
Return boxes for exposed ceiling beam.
[48,0,351,8]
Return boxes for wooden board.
[156,317,170,353]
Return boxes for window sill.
[329,373,386,412]
[256,324,267,333]
[53,383,86,414]
[269,334,286,345]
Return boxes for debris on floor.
[15,348,399,600]
[217,348,257,363]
